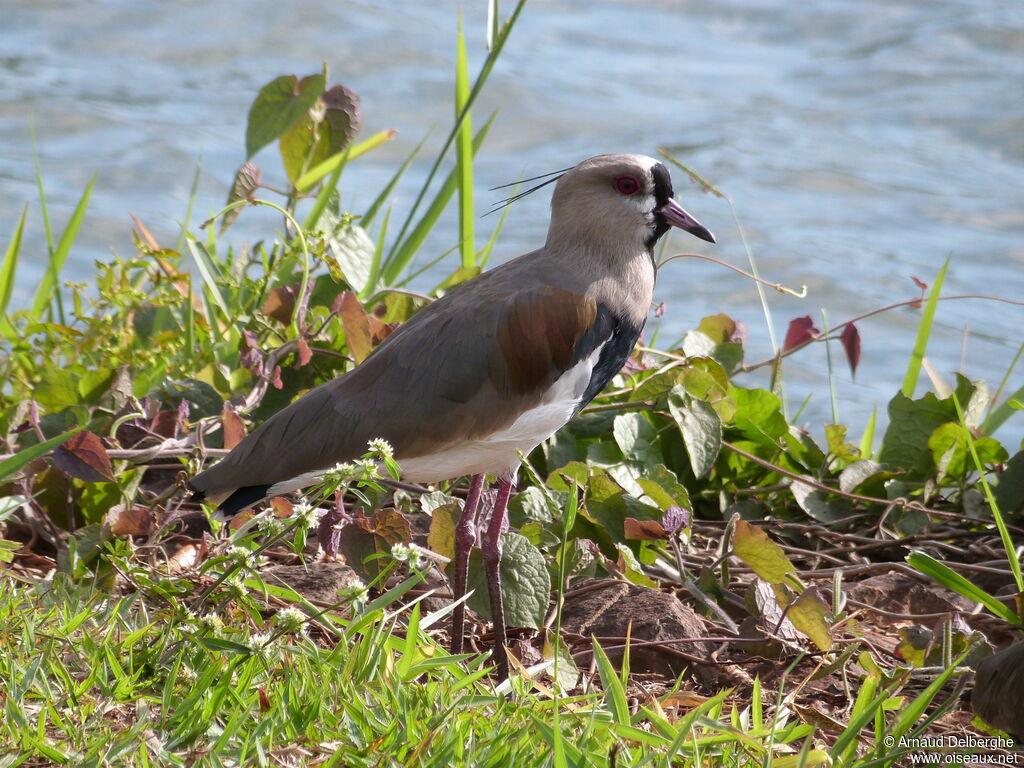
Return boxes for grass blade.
[302,157,346,233]
[454,14,476,269]
[387,0,528,266]
[984,383,1024,436]
[29,174,95,322]
[591,638,630,726]
[176,159,203,254]
[902,256,949,397]
[185,237,231,322]
[362,134,428,229]
[0,205,27,316]
[906,551,1017,623]
[294,129,397,193]
[859,405,877,459]
[382,112,496,285]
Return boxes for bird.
[972,641,1024,739]
[187,153,715,679]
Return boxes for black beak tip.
[693,225,716,244]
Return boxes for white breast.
[397,340,606,483]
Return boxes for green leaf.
[0,538,18,564]
[466,532,550,629]
[902,257,949,397]
[727,385,787,446]
[612,412,661,466]
[786,587,832,651]
[278,85,360,186]
[327,222,376,295]
[245,74,326,159]
[427,502,460,562]
[929,422,1008,480]
[668,387,722,478]
[878,390,956,479]
[839,459,884,493]
[592,639,631,726]
[732,519,797,584]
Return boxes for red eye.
[614,175,641,196]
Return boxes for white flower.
[227,546,258,569]
[274,607,307,635]
[390,542,425,570]
[339,581,368,604]
[291,501,322,528]
[324,462,359,485]
[367,438,394,459]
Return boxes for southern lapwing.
[187,153,715,679]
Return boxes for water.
[2,0,1023,446]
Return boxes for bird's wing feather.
[187,275,616,499]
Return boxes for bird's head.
[546,154,715,256]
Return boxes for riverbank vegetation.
[2,3,1022,766]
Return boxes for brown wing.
[188,274,603,501]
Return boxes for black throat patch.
[645,162,676,252]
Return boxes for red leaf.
[911,276,928,291]
[783,316,819,353]
[258,685,271,712]
[296,336,313,367]
[270,365,283,390]
[840,323,861,377]
[52,431,114,482]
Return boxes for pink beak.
[655,198,716,243]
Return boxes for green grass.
[1,2,1022,765]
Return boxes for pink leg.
[451,473,485,655]
[483,477,514,680]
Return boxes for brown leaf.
[52,431,114,482]
[262,285,297,325]
[151,410,178,438]
[840,323,861,377]
[623,516,669,541]
[911,276,928,291]
[269,497,294,518]
[321,84,362,154]
[222,407,246,450]
[782,316,819,353]
[369,507,412,546]
[106,504,153,536]
[258,685,271,712]
[338,291,373,363]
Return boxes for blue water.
[2,0,1023,446]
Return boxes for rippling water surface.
[2,0,1023,442]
